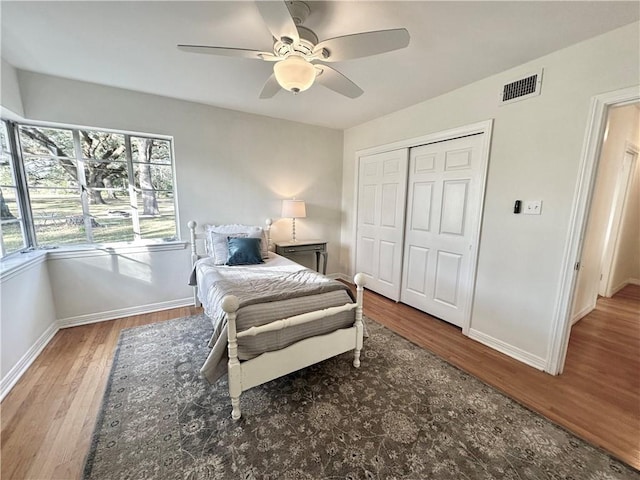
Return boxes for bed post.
[188,220,201,307]
[223,295,242,420]
[265,218,273,251]
[353,273,366,368]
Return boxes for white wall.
[609,142,640,292]
[47,245,192,325]
[0,69,344,393]
[0,256,57,398]
[573,103,640,318]
[17,72,344,257]
[1,58,24,116]
[340,22,640,367]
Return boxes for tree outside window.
[0,121,177,255]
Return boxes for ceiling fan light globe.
[273,56,316,93]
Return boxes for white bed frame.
[188,220,366,420]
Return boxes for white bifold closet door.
[355,149,409,301]
[401,134,486,327]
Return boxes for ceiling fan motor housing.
[286,1,310,26]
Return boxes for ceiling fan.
[177,1,410,99]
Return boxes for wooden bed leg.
[223,295,242,420]
[353,273,366,368]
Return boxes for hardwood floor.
[362,283,640,470]
[1,286,638,478]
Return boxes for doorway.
[549,86,640,375]
[571,103,639,324]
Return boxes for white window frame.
[0,119,179,258]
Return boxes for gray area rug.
[84,314,639,479]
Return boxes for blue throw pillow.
[226,237,264,266]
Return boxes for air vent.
[500,69,543,105]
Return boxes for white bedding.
[191,252,358,382]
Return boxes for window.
[1,120,177,257]
[0,122,27,255]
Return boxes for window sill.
[45,240,188,259]
[0,250,48,282]
[0,240,188,280]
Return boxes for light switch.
[523,200,542,215]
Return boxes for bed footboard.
[222,273,366,420]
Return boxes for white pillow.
[204,224,268,263]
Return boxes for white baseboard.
[1,297,194,401]
[57,297,193,328]
[0,321,59,402]
[327,272,352,283]
[468,328,546,371]
[609,277,640,297]
[571,301,596,325]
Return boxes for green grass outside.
[2,193,176,251]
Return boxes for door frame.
[352,119,493,335]
[547,85,640,375]
[599,144,638,298]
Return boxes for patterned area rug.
[84,314,638,479]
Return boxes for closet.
[355,125,490,329]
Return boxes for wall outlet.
[523,200,542,215]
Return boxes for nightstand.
[275,240,328,274]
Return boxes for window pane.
[0,156,15,187]
[133,164,173,191]
[83,161,129,196]
[30,188,87,246]
[19,126,75,157]
[80,130,125,162]
[1,220,25,253]
[1,187,20,220]
[1,123,10,156]
[25,158,79,189]
[131,137,171,164]
[89,191,134,243]
[137,192,176,240]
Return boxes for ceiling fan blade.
[255,1,299,43]
[259,73,281,99]
[177,44,269,60]
[313,28,410,62]
[315,65,363,99]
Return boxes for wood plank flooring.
[1,286,638,478]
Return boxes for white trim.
[600,144,639,297]
[1,242,187,277]
[547,85,640,375]
[354,119,494,158]
[0,250,47,282]
[1,296,194,400]
[57,297,193,328]
[468,328,546,371]
[0,322,58,402]
[351,119,494,335]
[327,272,351,283]
[46,241,188,260]
[571,302,596,325]
[609,277,640,297]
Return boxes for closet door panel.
[401,134,486,327]
[355,149,408,301]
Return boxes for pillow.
[204,224,268,261]
[210,231,247,264]
[226,237,264,266]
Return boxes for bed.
[188,220,365,420]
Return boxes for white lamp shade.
[273,56,316,93]
[282,199,306,218]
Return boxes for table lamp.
[281,199,306,242]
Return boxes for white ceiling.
[2,1,638,129]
